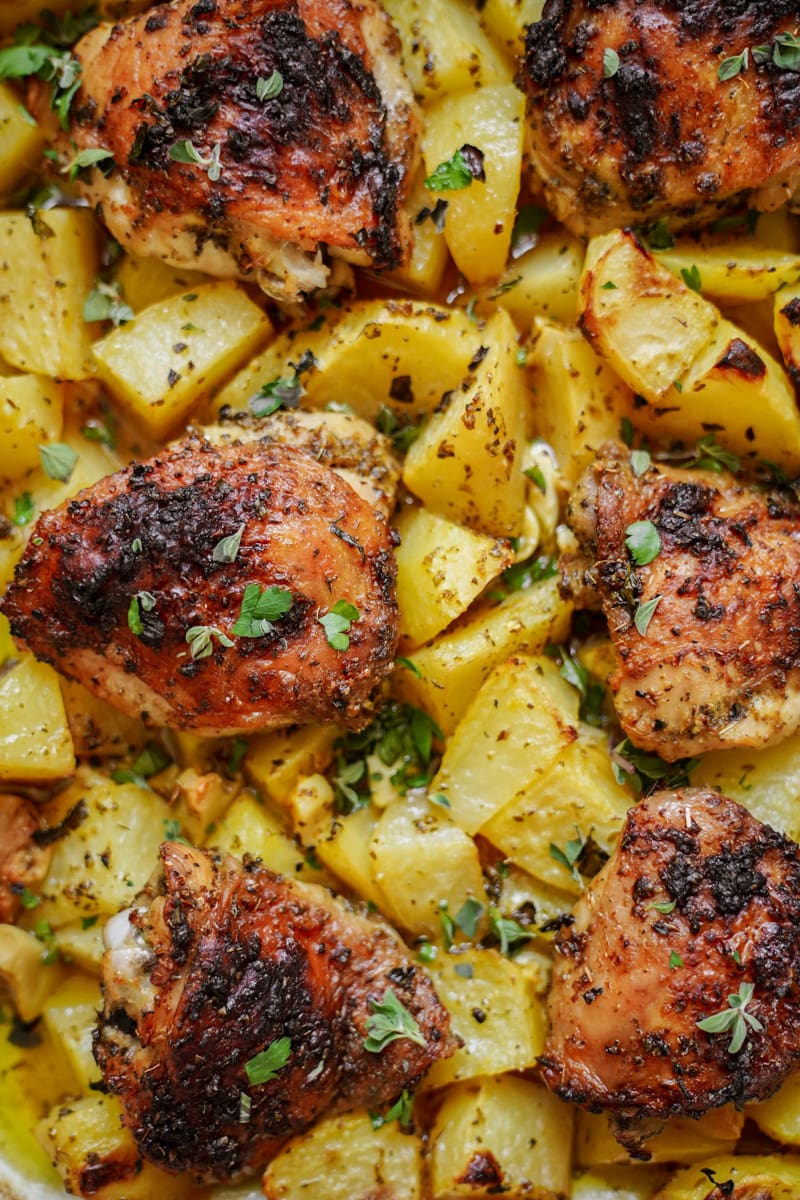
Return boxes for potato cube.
[370,794,485,939]
[431,654,579,835]
[393,574,571,735]
[395,505,513,647]
[529,322,634,486]
[481,731,632,894]
[244,724,338,806]
[60,678,150,759]
[54,920,106,975]
[576,1106,742,1167]
[0,83,45,198]
[692,734,800,843]
[305,803,388,909]
[656,236,800,304]
[382,0,510,102]
[430,1075,571,1199]
[0,208,101,379]
[580,229,800,470]
[651,1156,800,1200]
[479,0,546,58]
[38,1094,195,1200]
[384,169,450,298]
[0,924,59,1022]
[116,253,215,312]
[423,85,525,285]
[480,229,585,328]
[750,1069,800,1144]
[172,767,241,842]
[572,1166,676,1199]
[211,298,486,424]
[262,1109,423,1200]
[0,655,74,783]
[208,790,332,885]
[403,308,528,536]
[422,947,545,1088]
[93,281,271,437]
[34,769,172,927]
[42,975,103,1092]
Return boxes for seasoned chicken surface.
[66,0,419,299]
[0,794,51,925]
[2,433,398,735]
[540,788,800,1153]
[567,441,800,761]
[206,407,401,519]
[520,0,800,236]
[95,843,456,1180]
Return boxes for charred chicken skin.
[95,843,456,1181]
[520,0,800,236]
[540,788,800,1154]
[65,0,419,299]
[567,441,800,761]
[2,433,398,735]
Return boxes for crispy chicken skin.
[0,794,51,925]
[95,843,456,1180]
[567,441,800,761]
[66,0,419,299]
[520,0,800,236]
[2,434,398,735]
[540,788,800,1153]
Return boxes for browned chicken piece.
[95,842,456,1181]
[65,0,419,299]
[520,0,800,236]
[2,433,398,735]
[205,408,401,520]
[0,793,51,924]
[567,440,800,761]
[540,787,800,1154]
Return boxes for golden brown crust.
[2,436,398,735]
[520,0,800,235]
[67,0,419,294]
[540,788,800,1151]
[568,441,800,761]
[94,844,456,1181]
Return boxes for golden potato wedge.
[93,282,271,437]
[402,308,528,537]
[383,168,450,298]
[392,573,571,735]
[580,229,800,469]
[0,924,59,1023]
[0,84,45,198]
[430,1074,571,1199]
[382,0,510,101]
[651,1156,800,1200]
[478,228,584,328]
[431,653,579,834]
[395,505,513,647]
[422,946,545,1088]
[262,1109,423,1200]
[478,0,547,59]
[423,84,525,285]
[42,974,103,1093]
[691,734,800,844]
[0,208,101,379]
[655,236,800,304]
[0,654,74,784]
[749,1069,800,1145]
[576,1106,743,1168]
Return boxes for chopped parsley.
[370,1090,413,1130]
[39,442,77,483]
[680,264,702,293]
[212,524,245,564]
[232,583,293,638]
[488,908,534,957]
[670,951,684,969]
[611,736,699,795]
[624,519,661,566]
[331,701,443,809]
[83,280,134,326]
[169,139,223,182]
[549,831,585,886]
[319,600,359,651]
[256,70,283,101]
[364,989,425,1053]
[696,982,763,1054]
[249,373,304,416]
[12,492,34,526]
[424,145,485,192]
[63,147,114,182]
[244,1037,292,1085]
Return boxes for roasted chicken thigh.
[521,0,800,236]
[95,843,456,1180]
[540,788,800,1153]
[2,432,398,735]
[567,441,800,761]
[65,0,419,299]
